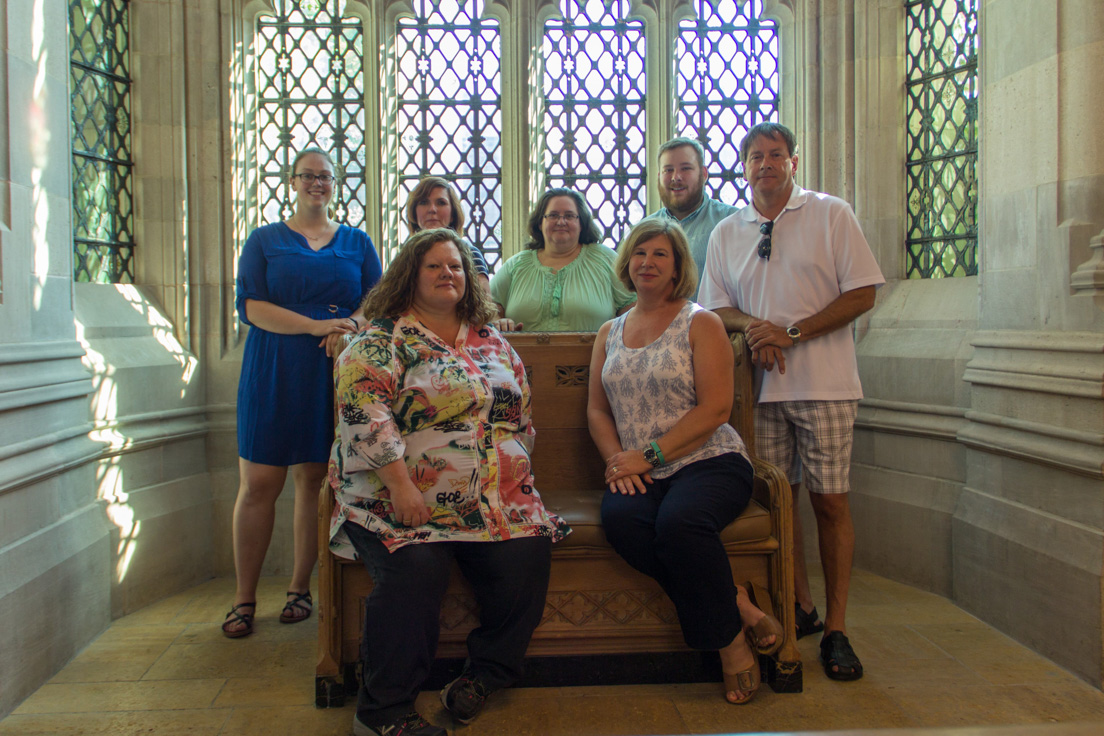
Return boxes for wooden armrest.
[751,456,798,663]
[728,332,757,458]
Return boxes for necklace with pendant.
[293,216,330,242]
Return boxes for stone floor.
[4,569,1104,735]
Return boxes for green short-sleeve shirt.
[490,244,636,332]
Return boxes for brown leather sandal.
[222,602,256,639]
[742,581,784,656]
[722,655,761,705]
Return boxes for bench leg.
[315,675,346,708]
[763,654,803,693]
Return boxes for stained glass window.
[542,0,646,249]
[247,0,783,265]
[905,0,979,278]
[70,0,134,283]
[255,0,366,229]
[675,0,779,207]
[395,1,503,268]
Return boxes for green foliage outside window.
[70,0,134,283]
[905,0,979,279]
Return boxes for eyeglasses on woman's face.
[292,172,335,185]
[542,212,579,222]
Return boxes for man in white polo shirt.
[699,122,884,682]
[643,137,738,300]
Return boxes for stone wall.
[0,0,217,718]
[0,0,108,717]
[835,0,1104,686]
[950,0,1104,685]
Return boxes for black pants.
[601,453,754,650]
[343,522,552,725]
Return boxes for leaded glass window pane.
[905,0,978,278]
[543,0,646,249]
[70,0,134,283]
[396,1,503,269]
[676,0,779,207]
[256,0,366,229]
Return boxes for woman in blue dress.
[223,148,383,638]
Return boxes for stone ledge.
[0,378,94,413]
[0,426,100,494]
[970,329,1104,353]
[958,413,1103,479]
[0,502,109,598]
[89,407,209,453]
[857,398,967,441]
[955,486,1103,571]
[0,340,88,364]
[0,341,94,412]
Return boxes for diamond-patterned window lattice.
[256,0,366,230]
[396,1,503,270]
[675,1,778,208]
[70,0,134,283]
[543,0,646,250]
[905,0,978,279]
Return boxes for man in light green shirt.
[643,137,738,300]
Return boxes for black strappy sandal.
[795,602,825,639]
[279,590,312,624]
[222,602,256,639]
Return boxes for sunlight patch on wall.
[117,284,199,394]
[77,319,121,433]
[97,459,141,584]
[30,0,52,309]
[76,319,138,584]
[75,282,204,583]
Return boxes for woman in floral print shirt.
[328,228,569,736]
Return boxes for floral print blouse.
[328,313,571,556]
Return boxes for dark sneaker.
[439,673,492,724]
[353,711,446,736]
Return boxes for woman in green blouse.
[490,188,635,331]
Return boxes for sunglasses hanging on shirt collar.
[758,221,774,261]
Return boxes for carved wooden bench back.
[512,331,756,498]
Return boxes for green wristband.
[650,441,666,466]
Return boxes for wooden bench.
[316,332,801,706]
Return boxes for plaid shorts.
[754,400,859,494]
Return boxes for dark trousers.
[343,522,552,724]
[601,453,754,650]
